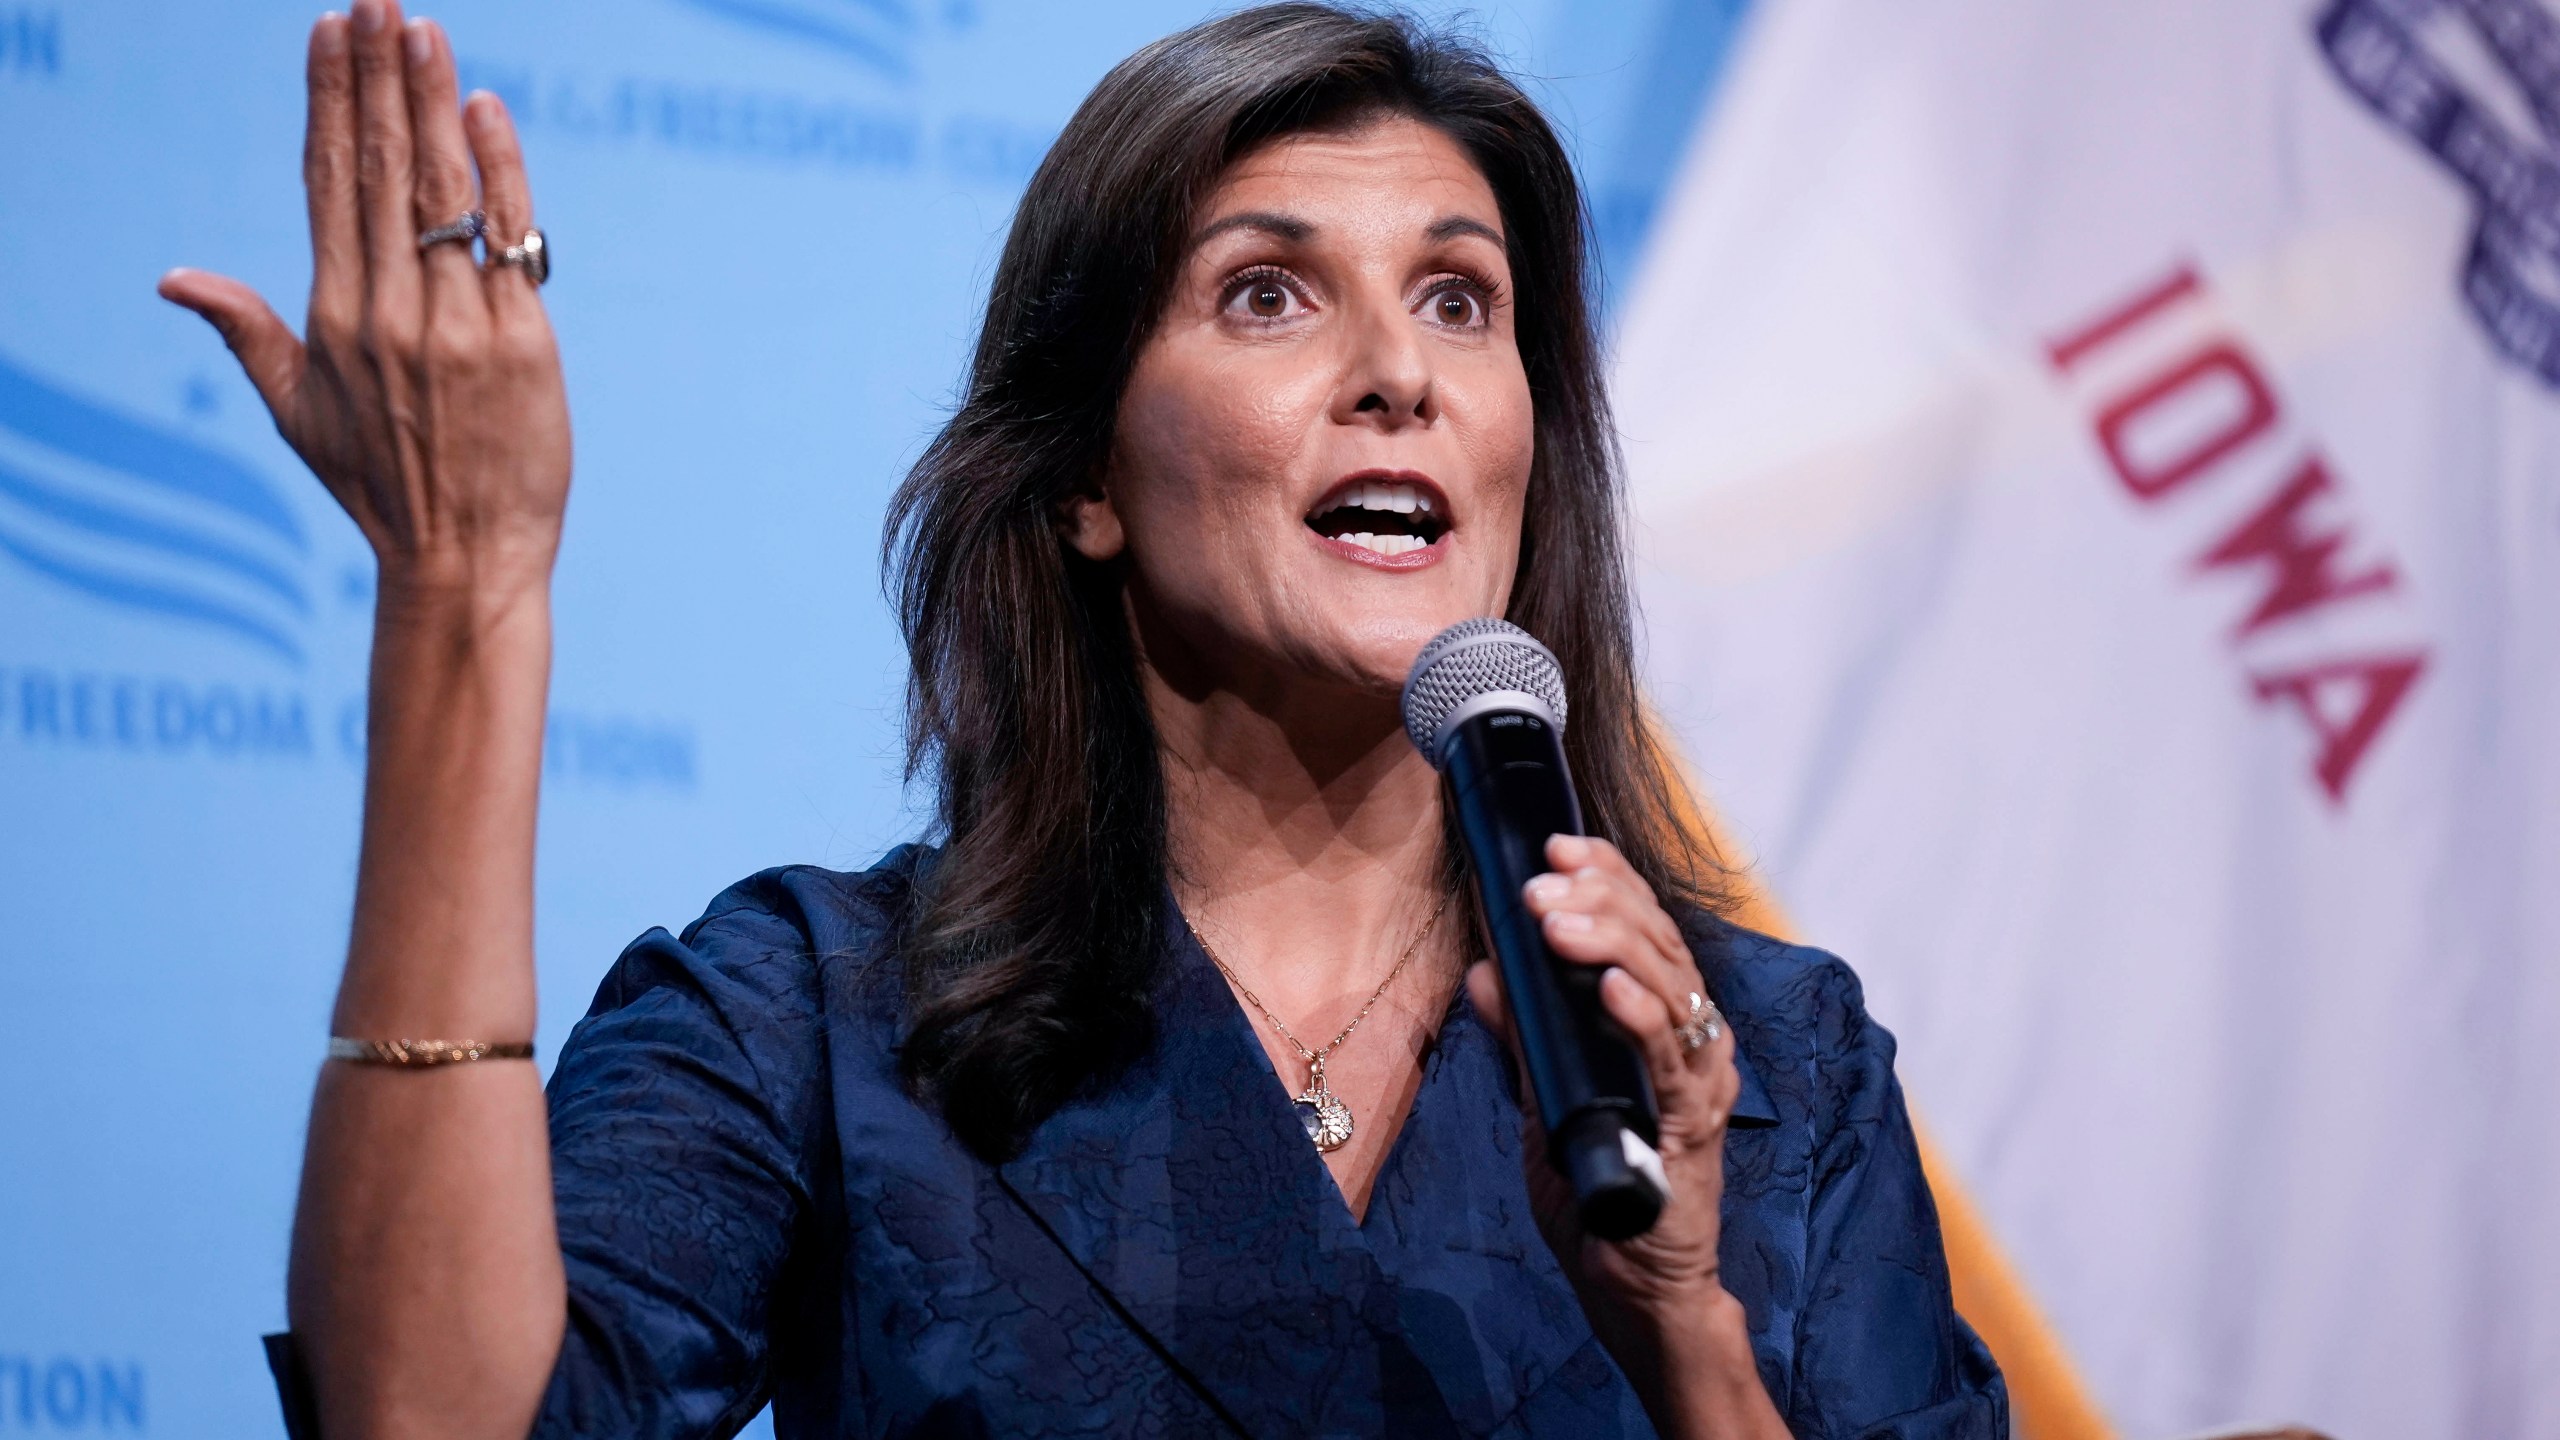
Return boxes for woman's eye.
[1428,287,1485,327]
[1225,273,1302,321]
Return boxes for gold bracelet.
[326,1037,535,1067]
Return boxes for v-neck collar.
[995,907,1770,1436]
[998,917,1469,1437]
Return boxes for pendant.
[1294,1085,1354,1152]
[1293,1057,1354,1151]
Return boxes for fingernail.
[1546,910,1594,935]
[403,17,431,62]
[1524,874,1570,905]
[352,1,384,36]
[1550,835,1590,863]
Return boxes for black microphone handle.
[1440,706,1666,1241]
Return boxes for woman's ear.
[1055,483,1126,561]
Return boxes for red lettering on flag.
[2093,343,2279,500]
[2248,654,2429,803]
[2195,455,2398,636]
[2046,263,2203,372]
[2048,260,2432,807]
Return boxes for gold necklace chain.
[1183,889,1453,1152]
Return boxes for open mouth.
[1304,475,1452,558]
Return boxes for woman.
[166,3,2005,1435]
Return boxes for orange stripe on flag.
[1653,734,2115,1440]
[1915,1116,2115,1440]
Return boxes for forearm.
[288,576,566,1440]
[1617,1287,1792,1440]
[334,573,550,1037]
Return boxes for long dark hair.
[883,2,1728,1163]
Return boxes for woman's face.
[1072,113,1535,711]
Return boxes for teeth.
[1340,532,1429,556]
[1312,481,1444,557]
[1321,481,1435,519]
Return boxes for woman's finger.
[1599,965,1725,1126]
[1533,865,1685,981]
[1548,909,1689,1035]
[401,20,488,334]
[1547,835,1689,958]
[157,269,308,420]
[302,13,362,346]
[1535,884,1696,1031]
[464,90,541,317]
[1530,840,1705,1019]
[1631,969,1742,1133]
[348,0,423,342]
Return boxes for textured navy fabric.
[530,846,2005,1438]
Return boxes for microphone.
[1401,618,1668,1241]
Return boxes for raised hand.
[163,11,578,1435]
[1467,834,1788,1439]
[159,0,569,596]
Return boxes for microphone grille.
[1400,618,1569,764]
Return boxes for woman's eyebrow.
[1188,211,1504,249]
[1425,215,1504,247]
[1191,210,1314,248]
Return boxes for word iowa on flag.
[2045,262,2428,805]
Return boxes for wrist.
[360,559,553,760]
[372,535,559,617]
[1618,1285,1782,1440]
[1623,1278,1747,1360]
[372,559,553,652]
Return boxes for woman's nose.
[1334,300,1436,428]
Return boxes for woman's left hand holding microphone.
[1466,835,1791,1440]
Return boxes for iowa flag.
[1617,1,2560,1435]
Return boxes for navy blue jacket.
[514,846,2001,1437]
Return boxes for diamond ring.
[417,210,484,251]
[1677,990,1724,1052]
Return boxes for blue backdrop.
[0,1,1749,1432]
